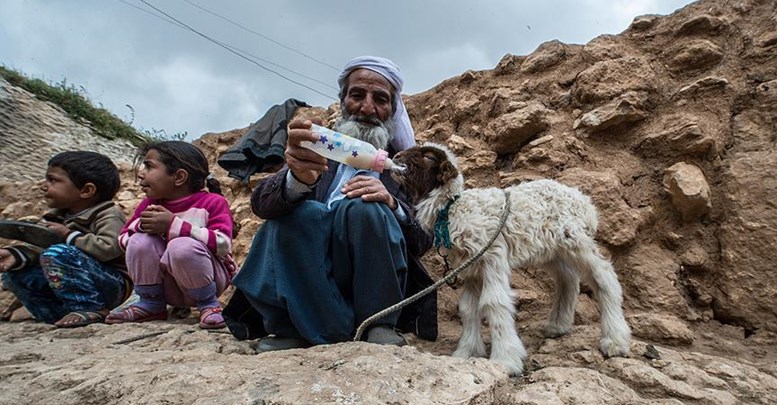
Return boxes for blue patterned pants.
[2,244,126,323]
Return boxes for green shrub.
[0,66,148,146]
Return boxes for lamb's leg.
[452,278,486,358]
[543,258,579,338]
[479,254,527,376]
[572,241,631,357]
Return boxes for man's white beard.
[334,113,394,150]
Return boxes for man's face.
[342,69,394,122]
[337,69,395,149]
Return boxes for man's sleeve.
[392,201,409,223]
[284,170,316,202]
[251,167,308,219]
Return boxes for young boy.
[0,151,130,327]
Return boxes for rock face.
[663,162,712,222]
[0,78,137,183]
[405,0,777,337]
[2,0,777,403]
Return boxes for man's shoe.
[367,326,406,346]
[254,336,310,353]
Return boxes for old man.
[224,56,437,351]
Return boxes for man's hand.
[139,205,174,235]
[42,220,70,238]
[341,175,397,210]
[0,248,18,273]
[285,118,328,185]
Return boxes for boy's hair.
[134,141,223,195]
[48,151,121,203]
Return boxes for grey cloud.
[0,0,694,139]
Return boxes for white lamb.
[391,142,631,376]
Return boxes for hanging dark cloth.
[218,98,309,183]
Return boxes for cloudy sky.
[1,0,694,140]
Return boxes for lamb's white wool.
[392,143,632,376]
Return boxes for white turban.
[337,56,416,152]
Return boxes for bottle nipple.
[377,153,405,173]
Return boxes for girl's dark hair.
[133,141,223,195]
[133,141,240,237]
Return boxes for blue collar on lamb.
[433,195,460,249]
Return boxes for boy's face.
[41,166,84,212]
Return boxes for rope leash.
[353,190,511,341]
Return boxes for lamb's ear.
[437,160,459,184]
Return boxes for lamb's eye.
[422,154,439,164]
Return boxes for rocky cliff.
[2,0,777,403]
[403,0,777,338]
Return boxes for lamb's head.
[392,142,464,204]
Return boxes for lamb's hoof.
[542,323,570,338]
[600,336,631,358]
[490,355,525,377]
[453,344,486,359]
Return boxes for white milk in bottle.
[301,124,402,173]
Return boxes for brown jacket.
[9,201,128,278]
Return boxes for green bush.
[0,66,148,146]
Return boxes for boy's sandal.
[55,310,107,328]
[105,305,168,324]
[199,307,226,329]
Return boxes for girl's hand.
[342,175,397,210]
[0,248,18,273]
[139,205,174,235]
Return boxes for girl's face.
[138,149,181,200]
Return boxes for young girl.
[106,141,237,329]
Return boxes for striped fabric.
[119,191,237,276]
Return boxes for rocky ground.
[2,0,777,403]
[1,317,776,404]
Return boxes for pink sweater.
[120,191,237,276]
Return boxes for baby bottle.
[301,124,402,173]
